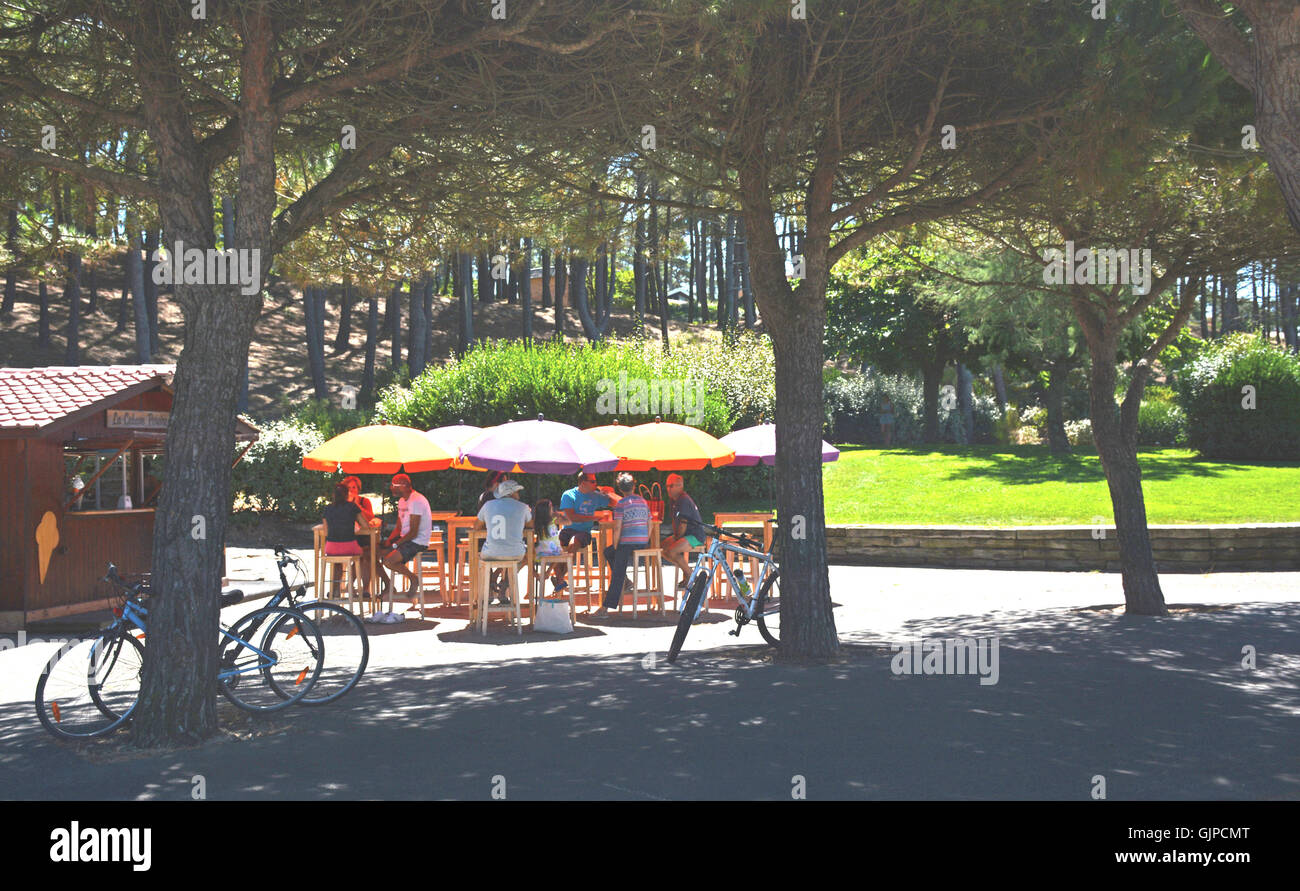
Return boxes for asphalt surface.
[2,563,1296,800]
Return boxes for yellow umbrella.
[585,419,631,453]
[590,417,735,471]
[302,424,455,474]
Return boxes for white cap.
[495,479,524,498]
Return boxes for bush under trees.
[1180,333,1300,460]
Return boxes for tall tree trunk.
[360,291,378,405]
[1198,274,1208,337]
[594,243,608,327]
[407,279,423,378]
[305,286,328,399]
[390,280,402,370]
[521,237,533,344]
[1044,363,1070,455]
[738,217,755,328]
[990,363,1008,413]
[2,208,18,316]
[571,255,602,341]
[712,218,726,329]
[725,213,738,330]
[423,274,435,368]
[86,266,98,314]
[128,233,150,362]
[1221,269,1239,333]
[334,280,353,353]
[686,214,697,323]
[64,252,82,364]
[634,172,647,319]
[460,251,475,354]
[144,228,160,356]
[1178,1,1300,234]
[694,217,707,321]
[477,252,491,304]
[737,192,837,662]
[1085,337,1167,615]
[1279,266,1299,351]
[540,248,552,309]
[921,361,942,443]
[37,280,50,346]
[554,250,567,340]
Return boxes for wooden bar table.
[445,516,478,605]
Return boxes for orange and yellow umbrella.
[302,424,455,474]
[587,417,735,471]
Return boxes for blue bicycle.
[665,523,781,663]
[34,564,326,741]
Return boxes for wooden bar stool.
[476,557,523,634]
[626,548,666,617]
[419,534,449,606]
[532,553,576,623]
[320,553,363,610]
[311,524,327,600]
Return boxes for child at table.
[533,499,569,591]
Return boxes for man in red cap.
[377,473,432,607]
[661,473,707,588]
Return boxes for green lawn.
[724,446,1300,526]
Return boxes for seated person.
[377,473,432,603]
[322,482,370,592]
[662,473,707,589]
[553,471,611,589]
[533,498,570,591]
[476,479,533,605]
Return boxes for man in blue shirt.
[591,473,650,617]
[556,471,611,597]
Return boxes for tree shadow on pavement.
[0,602,1295,801]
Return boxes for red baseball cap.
[666,473,684,486]
[390,473,412,486]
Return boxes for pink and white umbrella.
[459,415,619,474]
[719,423,839,466]
[426,421,484,455]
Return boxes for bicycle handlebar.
[705,524,763,551]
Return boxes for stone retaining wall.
[729,524,1300,572]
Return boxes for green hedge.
[1179,334,1300,460]
[230,420,327,521]
[825,373,1000,445]
[375,338,733,434]
[1136,387,1187,447]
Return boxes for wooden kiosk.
[0,365,259,630]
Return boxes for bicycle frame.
[684,534,776,622]
[109,588,292,682]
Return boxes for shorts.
[324,540,363,557]
[391,541,426,562]
[558,528,592,548]
[665,534,705,550]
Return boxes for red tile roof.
[0,365,175,432]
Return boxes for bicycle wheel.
[35,632,143,740]
[283,600,368,705]
[666,574,709,664]
[755,570,781,648]
[218,607,324,712]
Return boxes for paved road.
[2,565,1296,800]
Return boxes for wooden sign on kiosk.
[0,366,259,631]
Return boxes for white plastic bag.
[534,597,573,634]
